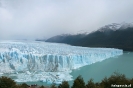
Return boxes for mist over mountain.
[1,0,133,40]
[45,23,133,51]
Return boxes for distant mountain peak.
[76,30,90,35]
[98,22,133,32]
[119,22,133,29]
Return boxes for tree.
[51,84,57,88]
[58,81,69,88]
[17,83,28,88]
[0,76,17,88]
[100,72,131,88]
[86,79,95,88]
[40,85,46,88]
[71,75,86,88]
[100,77,109,88]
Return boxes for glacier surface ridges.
[0,40,123,83]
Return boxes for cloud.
[0,0,133,40]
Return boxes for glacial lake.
[69,51,133,85]
[20,51,133,86]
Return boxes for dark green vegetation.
[71,75,86,88]
[58,81,70,88]
[46,26,133,51]
[0,72,133,88]
[0,76,17,88]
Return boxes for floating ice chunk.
[26,71,31,75]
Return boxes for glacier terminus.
[0,40,123,84]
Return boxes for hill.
[45,23,133,51]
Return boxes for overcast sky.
[0,0,133,40]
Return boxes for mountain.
[45,23,133,51]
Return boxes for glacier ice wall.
[0,40,123,82]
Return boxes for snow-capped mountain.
[98,22,133,32]
[46,22,133,51]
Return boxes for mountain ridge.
[45,23,133,51]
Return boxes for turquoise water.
[69,51,133,85]
[17,52,133,86]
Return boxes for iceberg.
[0,40,123,83]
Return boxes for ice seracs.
[0,40,123,84]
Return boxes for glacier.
[0,40,123,84]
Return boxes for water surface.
[69,52,133,85]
